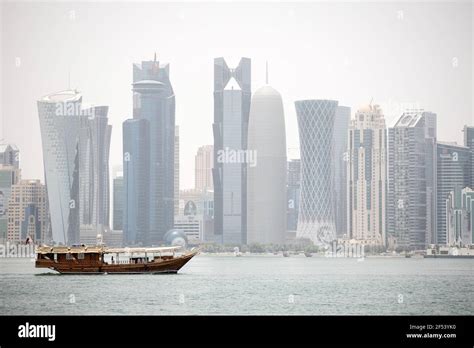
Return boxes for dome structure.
[163,229,187,247]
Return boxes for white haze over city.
[0,1,473,189]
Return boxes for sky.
[1,1,473,189]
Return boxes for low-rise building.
[7,179,49,244]
[446,186,474,246]
[174,214,205,245]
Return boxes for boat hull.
[36,251,198,274]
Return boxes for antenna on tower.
[152,52,159,74]
[266,61,269,85]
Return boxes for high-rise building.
[0,165,21,243]
[7,180,49,243]
[123,54,175,245]
[38,90,82,245]
[287,159,301,233]
[333,106,350,238]
[388,111,437,250]
[174,126,180,216]
[436,142,471,245]
[463,126,474,188]
[38,91,112,245]
[446,186,474,246]
[113,173,124,231]
[348,104,387,245]
[195,145,214,191]
[213,57,251,245]
[123,119,150,245]
[295,99,338,245]
[247,81,287,245]
[78,105,112,229]
[0,144,19,168]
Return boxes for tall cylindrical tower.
[247,85,287,245]
[295,99,338,245]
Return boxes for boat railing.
[108,256,171,265]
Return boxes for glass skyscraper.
[388,111,437,250]
[38,91,112,245]
[38,90,82,245]
[446,187,474,246]
[333,106,350,238]
[213,57,251,245]
[174,126,180,216]
[436,142,471,245]
[113,174,124,231]
[123,119,149,245]
[78,105,112,229]
[295,99,338,245]
[463,126,474,189]
[123,55,176,245]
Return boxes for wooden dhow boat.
[35,245,199,274]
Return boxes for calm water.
[0,255,473,315]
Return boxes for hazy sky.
[1,1,473,189]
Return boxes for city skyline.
[0,52,472,248]
[2,54,473,248]
[2,3,474,335]
[0,2,473,250]
[24,84,474,248]
[1,2,472,190]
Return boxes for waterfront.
[0,255,472,315]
